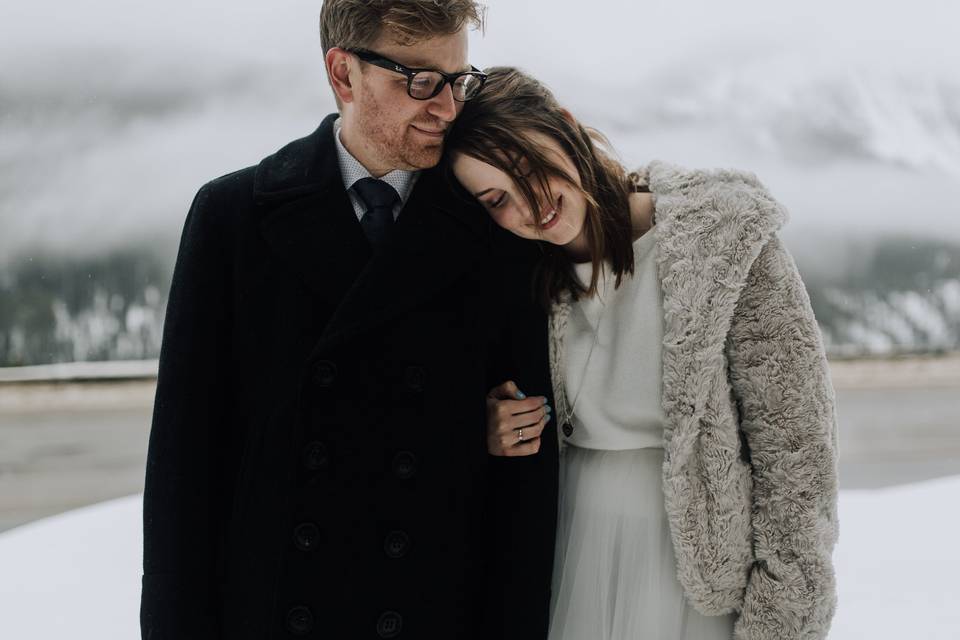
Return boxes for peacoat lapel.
[312,165,489,354]
[256,114,372,308]
[255,113,490,356]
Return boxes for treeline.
[0,246,171,366]
[1,235,959,366]
[804,235,960,356]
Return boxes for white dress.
[548,225,736,640]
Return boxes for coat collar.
[254,114,345,201]
[255,114,490,354]
[548,160,789,453]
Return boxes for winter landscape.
[1,0,958,637]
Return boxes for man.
[140,1,558,639]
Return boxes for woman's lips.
[539,194,563,231]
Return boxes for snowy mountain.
[591,56,960,179]
[2,0,960,365]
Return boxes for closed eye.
[486,192,506,209]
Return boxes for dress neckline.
[572,224,658,287]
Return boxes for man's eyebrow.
[406,58,472,73]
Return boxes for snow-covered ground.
[1,479,958,638]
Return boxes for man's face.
[344,28,469,173]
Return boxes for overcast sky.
[1,0,958,261]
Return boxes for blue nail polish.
[515,390,526,399]
[545,405,552,413]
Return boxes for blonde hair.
[320,0,485,54]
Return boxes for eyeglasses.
[348,49,487,102]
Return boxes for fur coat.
[547,161,840,639]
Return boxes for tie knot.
[354,177,400,210]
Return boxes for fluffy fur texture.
[547,161,839,639]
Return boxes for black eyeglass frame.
[347,49,487,102]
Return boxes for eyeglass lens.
[409,71,483,101]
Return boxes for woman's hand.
[486,380,552,456]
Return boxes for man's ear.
[325,47,356,104]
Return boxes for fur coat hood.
[548,160,840,640]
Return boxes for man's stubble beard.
[356,92,445,172]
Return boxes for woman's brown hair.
[444,66,639,309]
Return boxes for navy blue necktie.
[354,178,400,250]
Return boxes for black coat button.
[384,530,410,558]
[392,451,417,479]
[402,365,426,392]
[376,610,403,638]
[313,360,337,387]
[303,441,329,470]
[286,606,313,635]
[294,522,322,551]
[562,422,574,437]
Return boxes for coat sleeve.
[141,184,233,639]
[725,235,840,640]
[479,228,556,640]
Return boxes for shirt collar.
[333,117,417,203]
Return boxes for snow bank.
[0,494,141,638]
[830,476,960,639]
[1,478,959,638]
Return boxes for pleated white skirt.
[548,444,736,640]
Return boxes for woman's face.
[452,131,589,249]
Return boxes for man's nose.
[426,82,457,122]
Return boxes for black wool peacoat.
[140,114,559,640]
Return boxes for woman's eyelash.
[489,193,506,208]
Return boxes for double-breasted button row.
[302,442,414,479]
[312,360,425,393]
[284,607,402,638]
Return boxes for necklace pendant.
[562,421,574,437]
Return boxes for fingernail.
[515,390,526,399]
[545,405,552,414]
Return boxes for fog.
[1,0,959,261]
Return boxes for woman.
[445,68,839,640]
